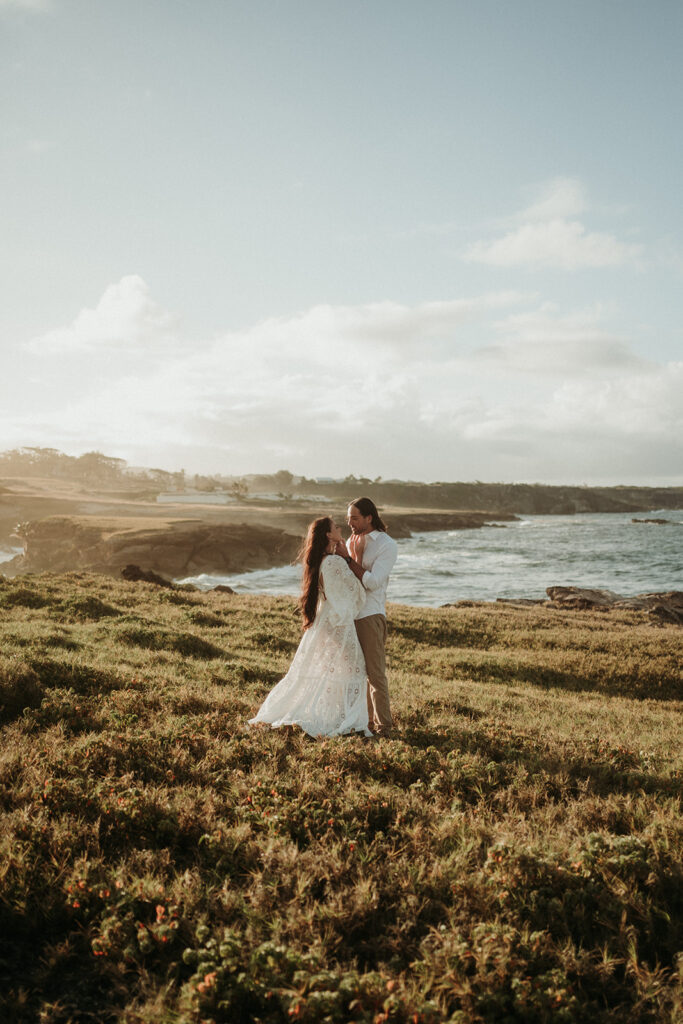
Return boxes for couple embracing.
[249,497,397,739]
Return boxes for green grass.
[0,571,681,1023]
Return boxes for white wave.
[0,546,22,564]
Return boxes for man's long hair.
[298,516,332,629]
[350,496,387,532]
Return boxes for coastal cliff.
[4,510,518,579]
[5,517,302,579]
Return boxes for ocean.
[0,545,22,566]
[178,509,683,607]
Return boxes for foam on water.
[177,510,683,607]
[0,546,22,565]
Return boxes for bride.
[248,515,371,738]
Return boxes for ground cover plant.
[0,571,681,1023]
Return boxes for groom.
[335,497,398,737]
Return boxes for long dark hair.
[298,516,332,629]
[349,496,387,532]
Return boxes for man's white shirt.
[346,530,397,619]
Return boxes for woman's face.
[326,518,343,544]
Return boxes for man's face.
[347,504,373,535]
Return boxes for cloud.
[25,276,180,354]
[12,278,681,484]
[516,177,587,222]
[547,362,683,438]
[470,306,651,376]
[17,284,527,469]
[465,219,640,270]
[464,178,641,270]
[216,291,528,358]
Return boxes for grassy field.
[0,572,681,1023]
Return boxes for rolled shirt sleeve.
[361,535,397,592]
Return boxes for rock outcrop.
[546,586,683,624]
[120,564,177,588]
[386,510,518,537]
[6,517,302,579]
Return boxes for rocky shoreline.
[487,586,683,625]
[2,496,680,627]
[2,509,518,580]
[3,517,302,579]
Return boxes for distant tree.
[170,470,186,492]
[193,474,219,493]
[228,478,249,500]
[273,470,294,490]
[149,468,174,489]
[0,446,75,477]
[74,452,127,484]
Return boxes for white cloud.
[547,362,683,438]
[517,177,587,222]
[217,291,527,357]
[25,276,180,354]
[465,219,640,270]
[470,306,651,376]
[464,178,641,270]
[11,278,681,484]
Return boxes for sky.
[2,0,682,485]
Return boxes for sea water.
[179,510,683,607]
[0,545,22,565]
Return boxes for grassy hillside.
[0,572,681,1023]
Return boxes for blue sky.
[2,0,682,483]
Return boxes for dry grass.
[0,572,681,1023]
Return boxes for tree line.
[2,447,682,513]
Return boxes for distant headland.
[1,447,681,579]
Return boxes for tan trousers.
[355,614,392,732]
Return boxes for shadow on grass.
[460,659,682,701]
[29,657,126,696]
[392,619,493,650]
[54,595,123,622]
[112,624,225,660]
[394,719,683,803]
[0,901,124,1024]
[0,586,54,611]
[1,655,131,726]
[421,697,486,720]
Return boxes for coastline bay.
[180,509,683,606]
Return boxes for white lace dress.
[249,555,370,737]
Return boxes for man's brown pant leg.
[355,614,392,732]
